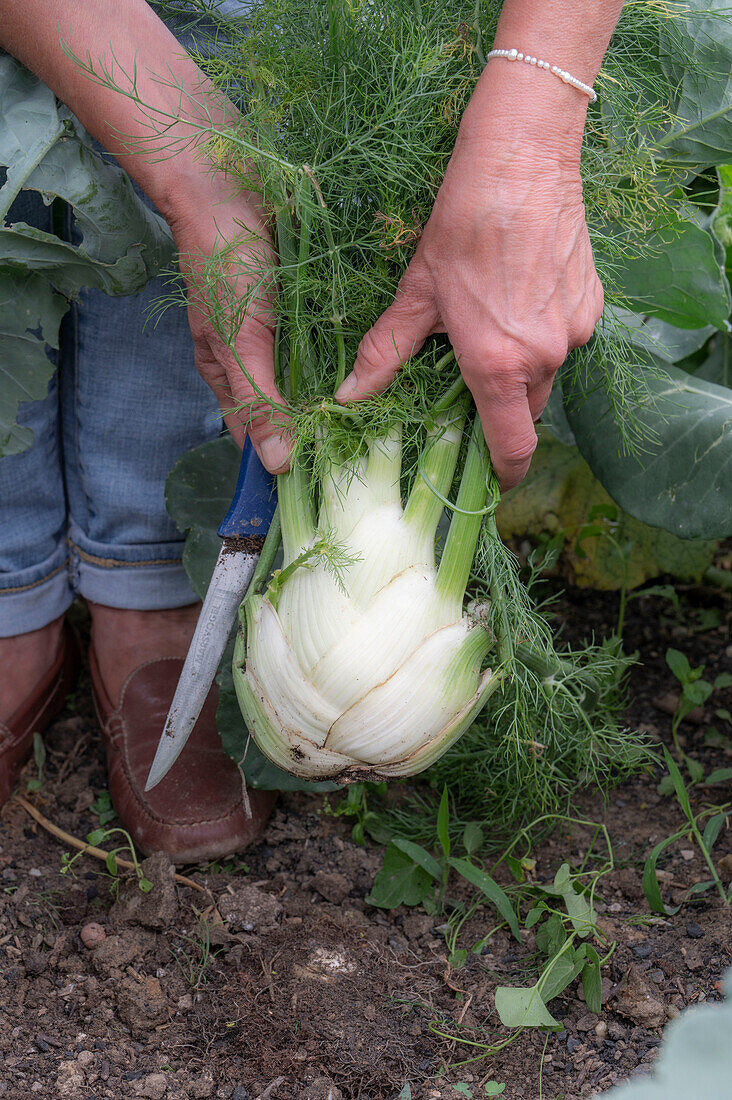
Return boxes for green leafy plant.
[643,746,730,913]
[89,790,117,827]
[171,918,221,989]
[662,647,731,784]
[141,0,732,811]
[61,826,154,894]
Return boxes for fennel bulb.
[234,415,501,780]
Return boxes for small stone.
[680,849,695,862]
[77,1050,95,1068]
[56,1061,85,1097]
[595,1020,608,1040]
[612,965,666,1028]
[190,1075,215,1098]
[133,1073,168,1099]
[300,1078,344,1100]
[650,969,665,984]
[567,1037,582,1053]
[24,950,47,976]
[231,1088,251,1100]
[81,923,107,949]
[29,868,42,877]
[608,1020,626,1041]
[633,944,653,959]
[218,885,282,932]
[116,976,168,1033]
[177,993,194,1013]
[684,946,704,972]
[110,853,178,930]
[576,1014,596,1032]
[608,902,622,913]
[31,1084,44,1093]
[686,922,704,939]
[311,871,351,905]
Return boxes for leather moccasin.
[0,621,81,810]
[90,649,276,863]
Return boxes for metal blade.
[144,545,259,791]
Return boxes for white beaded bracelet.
[487,48,597,103]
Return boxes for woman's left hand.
[335,68,604,490]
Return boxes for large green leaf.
[0,54,64,218]
[497,432,717,589]
[0,269,67,455]
[694,332,731,388]
[0,53,174,455]
[564,354,732,539]
[0,222,166,297]
[610,218,731,330]
[656,2,732,166]
[166,435,242,535]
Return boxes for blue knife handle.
[217,436,278,539]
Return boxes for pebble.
[231,1088,251,1100]
[567,1037,582,1053]
[680,849,695,862]
[595,1021,608,1040]
[29,868,42,878]
[80,923,106,949]
[632,944,653,959]
[77,1050,95,1068]
[650,969,665,984]
[132,1074,168,1099]
[686,922,704,939]
[189,1076,215,1098]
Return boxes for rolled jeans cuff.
[68,523,199,611]
[0,546,74,636]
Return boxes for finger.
[225,320,292,473]
[528,375,554,421]
[335,272,439,402]
[470,377,538,491]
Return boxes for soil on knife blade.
[0,581,730,1100]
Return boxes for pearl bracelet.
[486,48,597,103]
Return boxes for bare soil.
[1,581,730,1100]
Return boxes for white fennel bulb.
[233,414,500,780]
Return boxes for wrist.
[458,63,587,171]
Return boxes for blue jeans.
[0,188,222,636]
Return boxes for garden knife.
[144,437,276,791]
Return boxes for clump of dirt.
[0,581,730,1099]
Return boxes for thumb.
[336,273,438,402]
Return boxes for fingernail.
[335,373,358,402]
[258,433,290,473]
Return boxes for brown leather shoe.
[90,649,276,863]
[0,621,81,810]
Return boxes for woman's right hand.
[163,171,291,474]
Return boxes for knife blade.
[144,437,276,791]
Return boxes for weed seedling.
[643,747,730,911]
[26,733,46,793]
[61,825,153,895]
[663,648,731,785]
[171,919,221,989]
[89,789,116,827]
